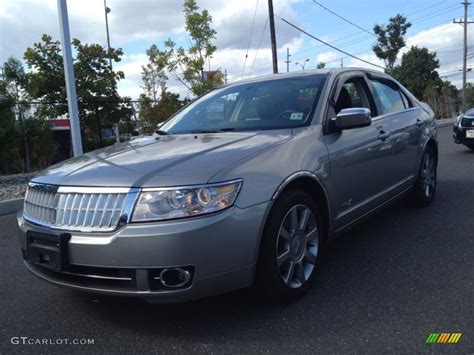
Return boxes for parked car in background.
[453,108,474,150]
[17,68,438,303]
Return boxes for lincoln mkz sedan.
[17,68,438,303]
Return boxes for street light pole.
[104,0,113,70]
[295,58,310,71]
[57,0,83,157]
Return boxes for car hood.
[32,131,291,187]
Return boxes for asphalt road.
[1,126,473,354]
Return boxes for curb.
[0,198,23,216]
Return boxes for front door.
[324,74,393,230]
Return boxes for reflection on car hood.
[32,131,291,187]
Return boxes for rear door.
[367,76,424,191]
[324,72,394,230]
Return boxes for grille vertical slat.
[23,185,129,232]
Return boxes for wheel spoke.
[299,208,310,231]
[277,249,290,267]
[305,227,318,242]
[425,184,430,196]
[290,208,298,230]
[284,261,296,285]
[295,262,306,284]
[279,227,291,241]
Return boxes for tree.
[391,46,442,100]
[0,92,22,173]
[465,83,474,109]
[164,0,222,96]
[3,57,32,171]
[24,34,132,149]
[142,44,171,103]
[139,45,182,126]
[317,62,326,69]
[373,14,411,70]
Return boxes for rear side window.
[370,79,408,115]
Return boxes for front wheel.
[412,146,437,206]
[255,189,321,303]
[466,144,474,151]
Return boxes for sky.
[0,0,472,100]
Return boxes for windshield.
[160,75,327,134]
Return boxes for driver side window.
[332,77,372,116]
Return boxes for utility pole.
[285,48,291,72]
[340,58,343,68]
[104,0,113,70]
[454,1,473,112]
[57,0,83,157]
[224,69,228,85]
[267,0,278,73]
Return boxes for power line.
[312,0,375,36]
[241,0,260,79]
[276,15,386,70]
[248,18,269,77]
[291,5,463,61]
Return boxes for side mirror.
[333,107,371,130]
[155,122,164,134]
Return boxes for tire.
[255,189,322,303]
[412,146,437,206]
[466,144,474,151]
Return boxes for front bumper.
[18,202,271,302]
[453,125,474,145]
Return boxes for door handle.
[378,130,390,140]
[416,118,423,126]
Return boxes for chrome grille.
[461,116,474,127]
[23,184,137,232]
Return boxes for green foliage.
[139,44,182,125]
[23,119,56,170]
[316,62,326,69]
[391,46,443,100]
[142,44,172,102]
[24,34,132,146]
[164,0,222,96]
[373,14,411,70]
[465,83,474,109]
[0,94,22,173]
[138,91,182,126]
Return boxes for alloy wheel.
[276,204,318,288]
[421,151,436,198]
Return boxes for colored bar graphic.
[426,333,462,344]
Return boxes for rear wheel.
[412,146,437,205]
[255,189,321,303]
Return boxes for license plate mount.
[27,232,71,271]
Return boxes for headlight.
[131,179,242,222]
